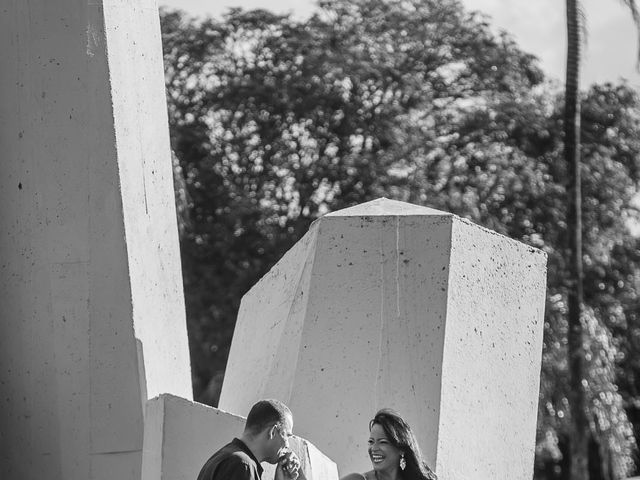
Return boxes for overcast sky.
[159,0,640,88]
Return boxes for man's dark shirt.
[197,438,264,480]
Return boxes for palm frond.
[577,0,589,48]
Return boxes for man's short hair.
[245,399,291,434]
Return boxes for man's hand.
[275,450,301,480]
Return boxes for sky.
[158,0,640,88]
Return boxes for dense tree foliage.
[160,1,640,477]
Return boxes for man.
[197,399,301,480]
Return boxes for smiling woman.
[340,409,437,480]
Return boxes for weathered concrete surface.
[219,198,547,478]
[142,394,339,480]
[0,1,190,479]
[142,395,246,480]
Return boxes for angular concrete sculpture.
[0,2,190,479]
[0,3,342,479]
[142,394,339,480]
[219,198,548,479]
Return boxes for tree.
[535,82,640,480]
[564,1,588,476]
[563,2,640,478]
[161,0,544,405]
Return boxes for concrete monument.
[0,2,338,479]
[220,198,548,479]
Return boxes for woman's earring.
[400,454,406,471]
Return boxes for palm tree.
[564,1,640,479]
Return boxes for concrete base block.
[142,394,245,480]
[142,394,338,480]
[91,452,141,480]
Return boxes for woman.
[341,409,437,480]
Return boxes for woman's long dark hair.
[369,409,437,480]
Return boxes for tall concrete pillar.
[0,1,191,479]
[219,198,548,479]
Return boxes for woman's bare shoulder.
[340,473,368,480]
